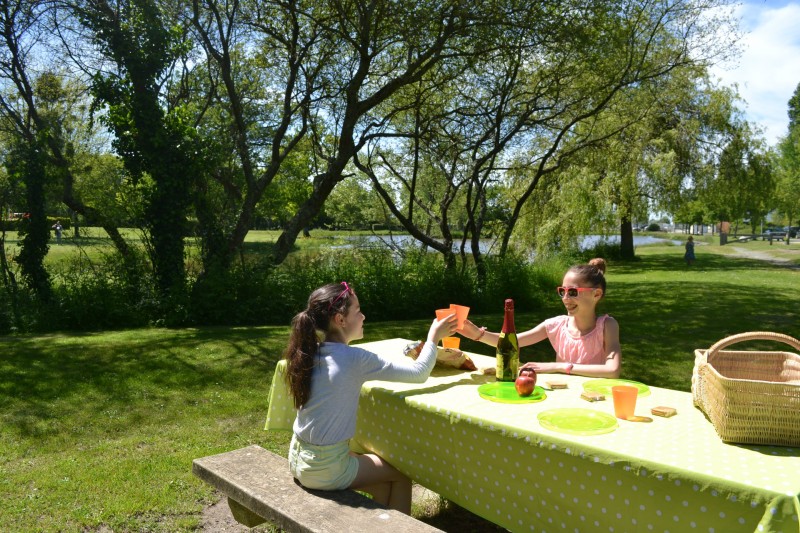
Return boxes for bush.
[580,241,625,262]
[0,244,561,333]
[646,223,661,232]
[0,217,71,232]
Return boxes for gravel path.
[728,246,800,270]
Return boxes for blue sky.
[709,1,800,145]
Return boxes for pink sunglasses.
[556,286,595,298]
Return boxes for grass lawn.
[1,238,799,531]
[1,227,396,268]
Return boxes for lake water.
[342,234,683,254]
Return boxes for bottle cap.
[504,298,514,310]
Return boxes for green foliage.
[5,139,52,300]
[323,176,388,230]
[707,127,775,229]
[47,252,153,331]
[788,81,800,130]
[0,239,560,333]
[79,0,198,297]
[580,241,626,263]
[190,246,555,326]
[774,82,800,228]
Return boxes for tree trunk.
[620,218,635,260]
[0,235,22,328]
[272,183,333,265]
[15,143,52,300]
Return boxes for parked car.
[764,229,787,239]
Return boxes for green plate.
[477,382,547,403]
[582,379,651,397]
[537,408,618,436]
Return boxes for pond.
[340,234,684,254]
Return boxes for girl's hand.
[428,313,457,345]
[520,362,562,374]
[458,319,481,340]
[519,362,542,373]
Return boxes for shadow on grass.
[0,327,287,439]
[612,251,791,274]
[611,253,800,390]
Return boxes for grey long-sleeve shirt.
[293,340,437,446]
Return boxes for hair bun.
[588,257,607,274]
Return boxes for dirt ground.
[199,486,439,532]
[201,495,257,532]
[199,485,506,532]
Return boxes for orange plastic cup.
[612,386,638,420]
[442,337,461,349]
[449,304,470,332]
[435,308,452,322]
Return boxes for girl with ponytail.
[459,258,621,378]
[284,282,456,514]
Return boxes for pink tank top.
[543,314,609,365]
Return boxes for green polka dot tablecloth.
[266,338,800,533]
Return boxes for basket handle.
[706,331,800,360]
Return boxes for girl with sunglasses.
[284,282,456,514]
[459,258,621,378]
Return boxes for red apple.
[515,368,537,396]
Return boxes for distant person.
[52,221,63,245]
[684,236,695,266]
[284,282,456,514]
[459,258,621,378]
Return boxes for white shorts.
[288,434,359,490]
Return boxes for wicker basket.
[692,331,800,447]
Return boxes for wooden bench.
[192,445,443,532]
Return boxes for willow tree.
[522,71,745,259]
[503,0,740,261]
[354,0,739,276]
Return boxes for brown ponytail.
[283,282,356,408]
[568,257,607,296]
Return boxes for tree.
[0,1,131,262]
[696,125,774,231]
[267,0,506,266]
[323,174,384,230]
[4,137,51,299]
[357,0,740,275]
[69,0,202,299]
[774,81,800,237]
[574,73,745,258]
[187,0,320,274]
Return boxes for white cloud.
[710,1,800,144]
